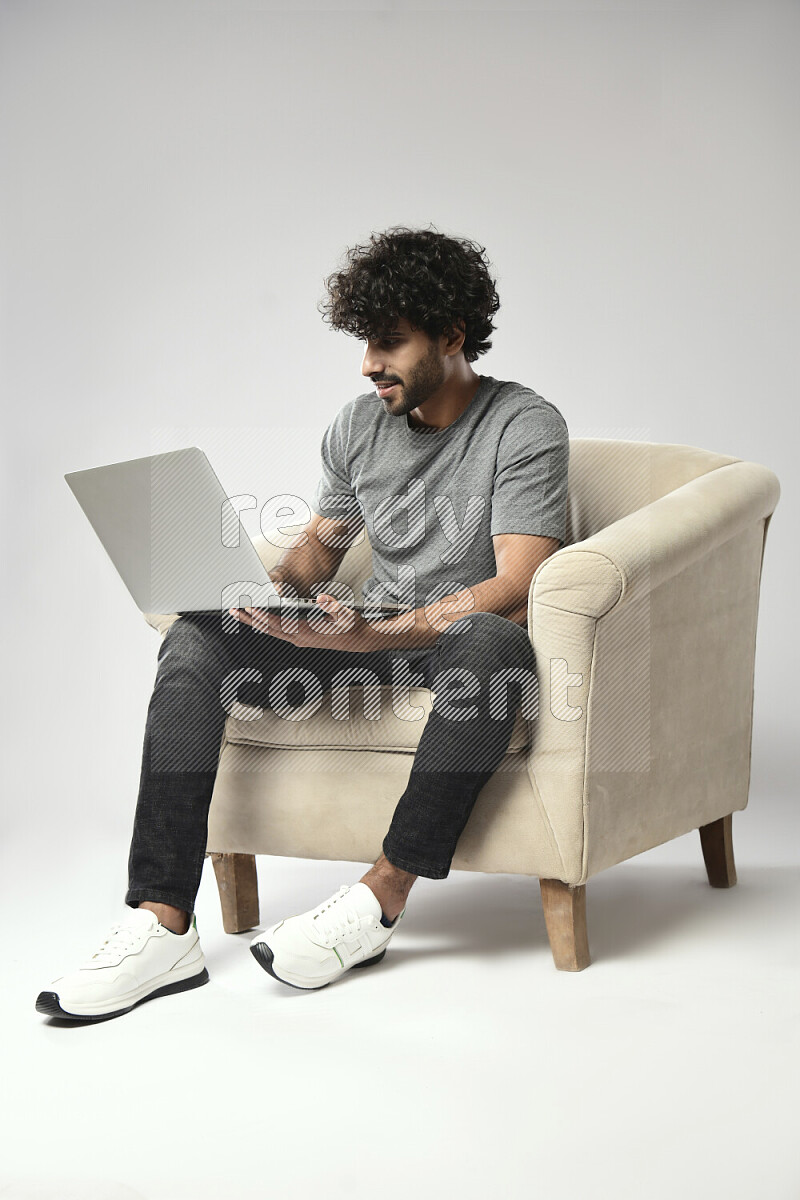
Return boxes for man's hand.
[228,593,391,653]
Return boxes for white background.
[1,2,797,1197]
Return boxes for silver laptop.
[64,446,411,616]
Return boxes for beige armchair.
[144,438,780,970]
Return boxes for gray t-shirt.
[311,374,570,610]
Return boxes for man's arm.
[371,532,561,650]
[267,510,355,598]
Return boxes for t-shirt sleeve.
[311,404,366,540]
[490,403,570,545]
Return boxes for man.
[36,225,569,1020]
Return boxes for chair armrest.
[528,459,780,623]
[521,458,780,885]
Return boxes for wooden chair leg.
[699,813,737,888]
[210,853,260,933]
[539,878,591,971]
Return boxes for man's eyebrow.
[363,328,404,342]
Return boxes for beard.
[380,341,446,418]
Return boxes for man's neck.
[408,372,482,431]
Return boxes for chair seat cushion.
[225,686,530,754]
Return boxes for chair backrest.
[563,438,740,545]
[328,438,742,590]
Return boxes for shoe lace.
[309,885,371,946]
[81,920,150,967]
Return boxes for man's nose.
[361,345,385,378]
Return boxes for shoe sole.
[250,942,386,991]
[35,967,210,1023]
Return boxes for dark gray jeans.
[126,609,537,916]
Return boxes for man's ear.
[445,319,467,355]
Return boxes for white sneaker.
[250,882,403,990]
[35,908,209,1022]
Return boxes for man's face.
[360,317,447,417]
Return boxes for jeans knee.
[162,615,203,654]
[439,611,532,666]
[158,614,228,674]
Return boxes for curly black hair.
[317,225,500,362]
